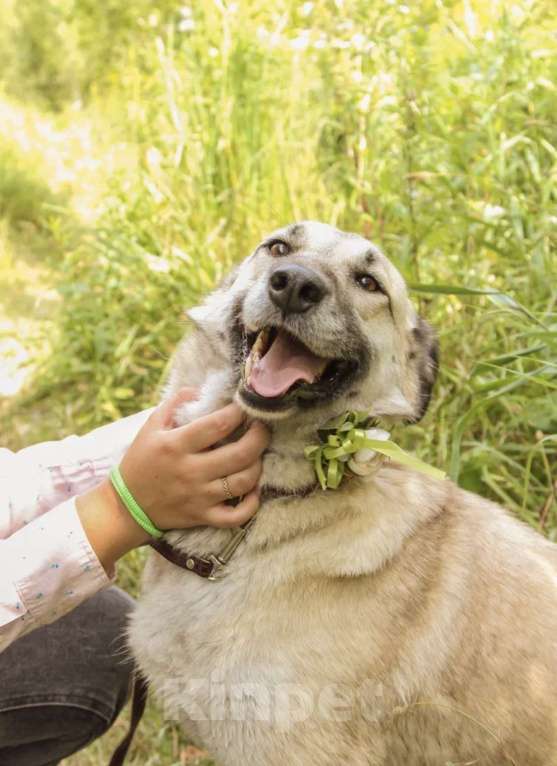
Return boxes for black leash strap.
[108,672,150,766]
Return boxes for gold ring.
[221,475,234,501]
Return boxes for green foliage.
[0,142,60,227]
[1,0,181,108]
[0,1,556,762]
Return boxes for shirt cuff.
[2,498,112,642]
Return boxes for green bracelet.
[109,466,164,539]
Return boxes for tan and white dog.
[129,222,557,766]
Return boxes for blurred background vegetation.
[0,0,555,763]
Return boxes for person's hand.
[76,388,271,573]
[119,387,270,530]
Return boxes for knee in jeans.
[0,705,111,766]
[0,588,136,764]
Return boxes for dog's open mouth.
[240,326,358,407]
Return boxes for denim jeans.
[0,587,135,766]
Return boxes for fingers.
[199,421,271,480]
[175,403,247,453]
[208,460,263,504]
[151,388,199,429]
[204,488,260,529]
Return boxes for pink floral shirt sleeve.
[0,408,154,652]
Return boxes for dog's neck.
[261,420,318,495]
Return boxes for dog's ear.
[406,317,439,422]
[187,267,240,327]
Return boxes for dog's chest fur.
[130,529,365,763]
[130,475,470,766]
[129,510,432,765]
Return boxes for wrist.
[110,466,164,539]
[76,479,150,574]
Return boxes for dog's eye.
[269,241,290,257]
[355,273,380,292]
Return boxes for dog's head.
[187,221,438,425]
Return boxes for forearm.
[76,480,149,574]
[0,499,112,653]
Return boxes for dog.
[129,221,557,766]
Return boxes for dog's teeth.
[316,359,328,380]
[252,328,270,356]
[245,352,254,379]
[244,328,270,381]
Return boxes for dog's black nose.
[268,264,328,315]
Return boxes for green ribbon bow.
[304,410,445,490]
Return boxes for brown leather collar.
[149,538,217,578]
[150,481,318,579]
[261,482,317,502]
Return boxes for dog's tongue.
[249,330,325,398]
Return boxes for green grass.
[0,1,556,763]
